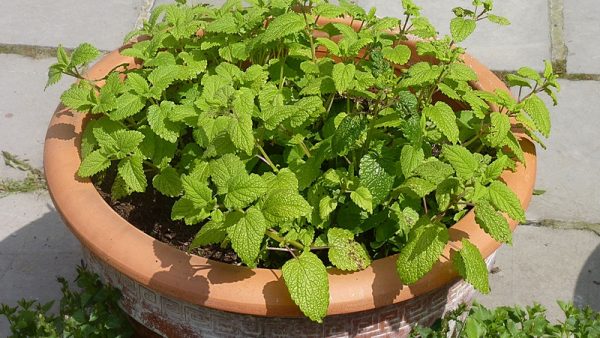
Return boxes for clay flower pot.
[44,18,536,337]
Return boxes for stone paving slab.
[475,225,600,322]
[526,80,600,224]
[564,0,600,74]
[0,192,82,337]
[0,0,145,51]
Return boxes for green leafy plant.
[411,301,600,337]
[0,265,133,337]
[47,0,559,322]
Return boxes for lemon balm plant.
[47,0,558,323]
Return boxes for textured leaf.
[396,221,449,284]
[46,63,63,89]
[424,102,459,144]
[262,12,305,43]
[316,38,340,56]
[505,131,525,163]
[70,43,100,66]
[447,63,477,81]
[350,186,373,213]
[382,45,411,65]
[453,239,490,293]
[413,159,454,185]
[152,167,182,197]
[209,154,246,194]
[190,219,227,249]
[442,145,478,180]
[359,152,395,206]
[117,155,147,192]
[450,17,476,42]
[61,84,94,111]
[181,174,213,207]
[487,112,511,147]
[523,94,551,137]
[227,208,267,267]
[110,92,146,121]
[126,73,150,96]
[224,174,267,209]
[327,228,371,271]
[147,102,180,143]
[400,62,442,87]
[148,65,180,94]
[488,181,526,222]
[171,198,210,225]
[282,251,329,323]
[261,189,312,224]
[332,63,355,94]
[228,114,254,155]
[205,13,238,33]
[332,115,367,156]
[484,155,509,182]
[487,14,511,25]
[400,177,437,198]
[400,144,425,178]
[77,150,110,177]
[475,199,512,244]
[319,196,338,220]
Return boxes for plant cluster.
[0,265,133,337]
[47,0,558,322]
[0,151,46,197]
[412,301,600,337]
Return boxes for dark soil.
[94,167,241,265]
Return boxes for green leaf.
[77,150,110,177]
[475,199,512,244]
[523,94,551,137]
[331,115,367,156]
[282,251,329,323]
[350,186,373,213]
[400,144,425,177]
[262,12,305,43]
[488,181,526,222]
[181,174,213,207]
[147,102,180,143]
[315,38,340,56]
[117,155,146,192]
[224,174,267,209]
[447,63,477,81]
[261,189,312,224]
[70,43,100,66]
[487,14,511,25]
[327,228,371,271]
[413,159,454,185]
[396,221,449,284]
[505,131,525,163]
[171,198,210,225]
[450,17,476,42]
[228,114,254,155]
[125,73,150,96]
[487,112,511,147]
[227,208,267,268]
[382,45,411,65]
[205,12,237,33]
[152,167,182,197]
[453,239,490,293]
[359,152,395,206]
[110,93,146,121]
[190,219,228,249]
[332,63,355,94]
[148,65,180,94]
[400,177,437,198]
[209,154,246,194]
[424,102,459,144]
[484,155,509,182]
[46,63,63,89]
[319,196,338,220]
[61,83,95,111]
[442,145,478,180]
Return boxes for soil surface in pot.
[94,167,242,265]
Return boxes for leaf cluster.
[0,265,133,337]
[412,301,600,338]
[47,0,559,322]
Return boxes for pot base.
[82,247,496,337]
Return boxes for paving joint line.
[526,219,600,236]
[136,0,157,29]
[549,0,568,74]
[0,43,110,60]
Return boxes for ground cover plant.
[0,265,133,337]
[411,301,600,337]
[47,0,558,322]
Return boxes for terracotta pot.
[44,18,537,337]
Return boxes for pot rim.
[43,21,536,318]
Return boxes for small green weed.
[0,151,46,197]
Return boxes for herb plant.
[47,0,558,322]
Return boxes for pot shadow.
[0,204,82,337]
[574,243,600,311]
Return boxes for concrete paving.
[0,0,598,335]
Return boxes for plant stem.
[256,144,279,172]
[265,229,304,250]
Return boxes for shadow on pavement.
[574,243,600,311]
